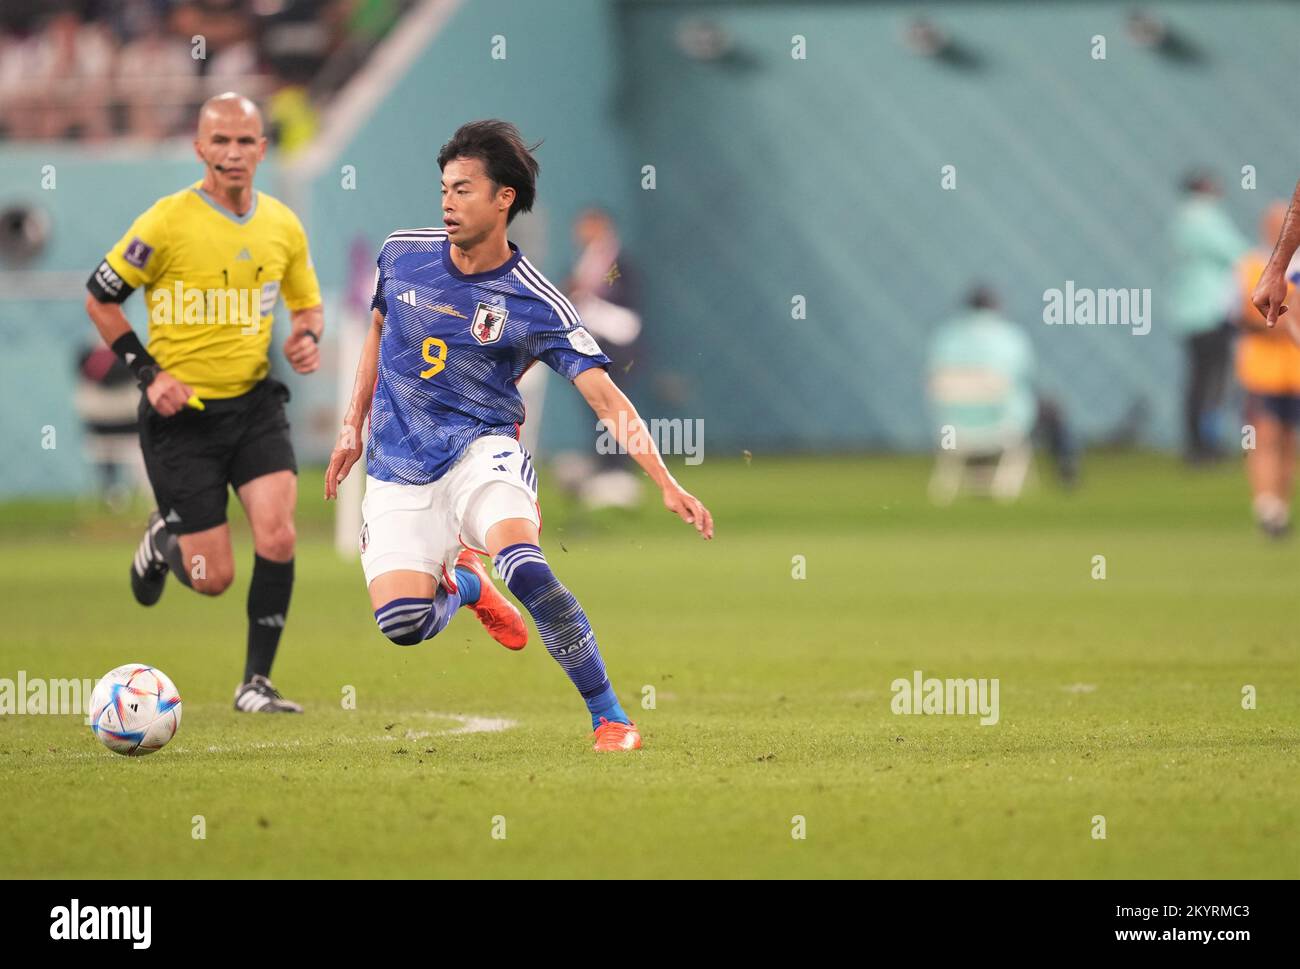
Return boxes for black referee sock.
[245,555,294,682]
[159,531,193,588]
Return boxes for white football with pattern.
[89,664,182,757]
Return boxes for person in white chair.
[927,286,1061,502]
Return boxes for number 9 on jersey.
[421,337,447,378]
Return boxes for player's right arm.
[84,200,195,416]
[325,307,384,500]
[1253,178,1300,326]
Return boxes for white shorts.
[359,435,540,591]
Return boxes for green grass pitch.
[0,453,1296,878]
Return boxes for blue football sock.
[374,588,461,645]
[494,543,631,729]
[585,684,631,729]
[453,565,481,605]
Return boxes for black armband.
[109,331,158,382]
[86,260,135,304]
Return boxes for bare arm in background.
[1252,179,1300,326]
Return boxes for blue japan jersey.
[367,228,611,484]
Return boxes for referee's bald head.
[194,92,267,192]
[198,92,263,137]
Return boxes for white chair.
[927,367,1034,505]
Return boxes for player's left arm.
[573,367,714,540]
[280,214,324,374]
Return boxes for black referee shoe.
[233,675,304,713]
[130,511,170,607]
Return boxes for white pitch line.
[14,712,517,761]
[443,715,517,735]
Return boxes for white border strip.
[0,269,94,301]
[286,0,465,182]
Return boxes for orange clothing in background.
[1235,250,1300,395]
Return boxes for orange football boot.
[455,549,527,650]
[593,717,642,752]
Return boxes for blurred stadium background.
[5,0,1300,499]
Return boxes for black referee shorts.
[138,378,298,535]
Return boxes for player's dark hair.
[965,283,999,311]
[437,120,541,224]
[1181,170,1218,196]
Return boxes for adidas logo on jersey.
[236,248,252,261]
[398,289,418,306]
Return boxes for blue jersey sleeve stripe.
[511,266,575,327]
[519,256,581,320]
[512,264,578,329]
[518,257,582,325]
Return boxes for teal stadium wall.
[3,0,1299,496]
[617,0,1300,453]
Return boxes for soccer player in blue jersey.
[325,120,713,752]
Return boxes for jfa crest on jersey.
[368,228,611,485]
[472,302,507,344]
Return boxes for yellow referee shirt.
[99,182,321,399]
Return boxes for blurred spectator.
[267,80,319,154]
[1233,202,1300,538]
[116,11,198,139]
[0,0,415,144]
[172,0,254,73]
[1168,172,1250,464]
[314,0,402,91]
[927,286,1078,504]
[74,344,145,510]
[0,26,41,139]
[557,207,644,510]
[30,8,116,140]
[566,207,641,379]
[343,0,402,45]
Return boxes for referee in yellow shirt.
[85,93,323,713]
